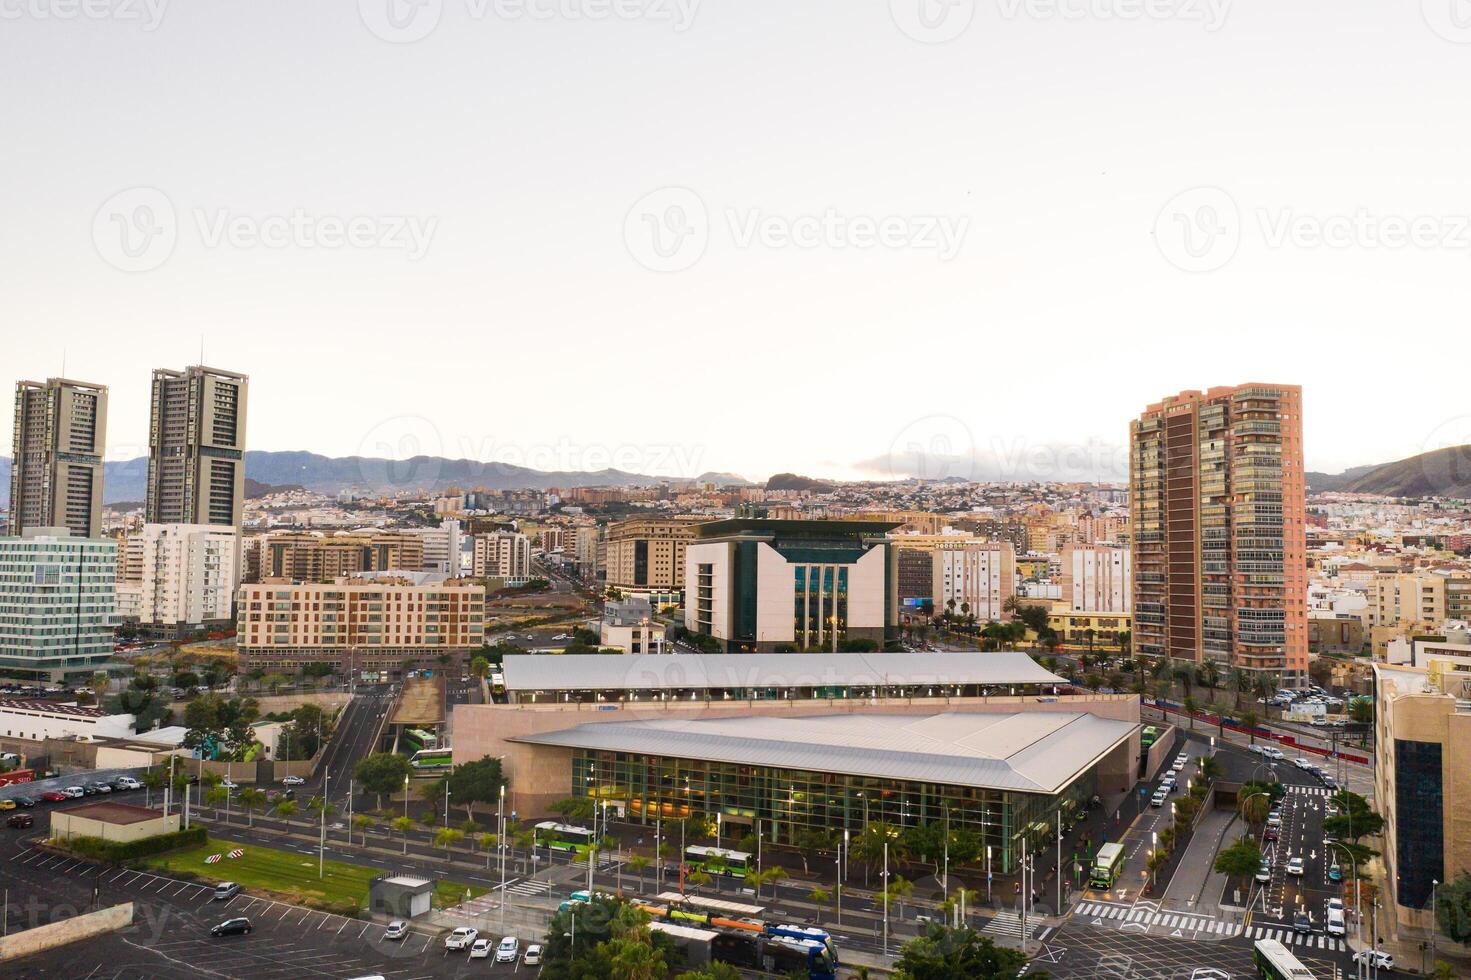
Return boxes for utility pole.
[1056,809,1063,915]
[882,840,889,955]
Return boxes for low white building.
[0,699,133,742]
[600,598,667,654]
[1061,544,1131,613]
[935,541,1017,622]
[412,519,462,575]
[116,523,238,631]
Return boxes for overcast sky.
[3,1,1469,484]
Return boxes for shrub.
[55,826,208,863]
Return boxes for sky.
[3,0,1470,485]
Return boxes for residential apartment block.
[115,524,238,631]
[604,516,705,596]
[472,531,531,580]
[1130,384,1307,681]
[251,530,425,583]
[1061,544,1131,613]
[236,578,485,673]
[145,365,248,528]
[9,378,108,538]
[933,541,1016,623]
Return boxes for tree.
[808,886,830,923]
[355,752,411,809]
[1183,695,1199,730]
[1199,754,1223,783]
[892,922,1029,980]
[273,799,299,822]
[1436,872,1471,944]
[435,827,465,859]
[1239,709,1259,743]
[881,874,913,916]
[1213,837,1263,880]
[392,815,414,853]
[850,821,904,886]
[628,854,651,889]
[1325,791,1383,842]
[352,813,373,844]
[1349,697,1374,725]
[673,964,742,980]
[1145,847,1169,892]
[470,655,490,679]
[551,796,596,821]
[205,784,230,818]
[237,787,266,827]
[446,756,506,821]
[479,832,499,868]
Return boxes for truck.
[0,768,36,788]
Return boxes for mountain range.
[1307,445,1471,498]
[0,451,754,507]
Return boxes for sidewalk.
[1160,806,1236,917]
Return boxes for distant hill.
[766,472,835,493]
[1306,464,1379,493]
[1336,446,1471,498]
[245,478,305,499]
[0,451,747,507]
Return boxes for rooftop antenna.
[199,335,205,367]
[60,348,67,379]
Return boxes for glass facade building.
[0,532,117,680]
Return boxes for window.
[1394,738,1442,908]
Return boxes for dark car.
[10,796,36,808]
[79,784,98,796]
[1293,910,1312,934]
[7,813,34,829]
[210,917,252,937]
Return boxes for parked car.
[1150,789,1167,807]
[468,939,493,960]
[1320,776,1339,791]
[523,944,543,965]
[445,927,478,950]
[281,776,305,786]
[87,781,112,794]
[213,882,242,901]
[1286,857,1305,876]
[210,917,252,937]
[495,937,520,963]
[0,799,14,811]
[78,784,98,796]
[219,779,239,790]
[1353,949,1394,970]
[113,776,141,790]
[10,796,35,808]
[40,790,67,802]
[6,813,34,829]
[383,920,408,941]
[61,786,85,799]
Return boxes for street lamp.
[402,774,410,854]
[1325,841,1364,980]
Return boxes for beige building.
[51,801,180,843]
[1373,657,1471,939]
[145,365,248,528]
[236,577,485,674]
[1369,572,1471,657]
[472,531,531,580]
[252,530,425,583]
[604,517,705,594]
[933,540,1016,622]
[1061,544,1131,613]
[115,523,238,630]
[9,378,107,538]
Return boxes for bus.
[684,845,753,878]
[401,728,437,752]
[490,672,506,696]
[655,892,765,918]
[1141,726,1158,748]
[408,748,452,769]
[535,821,596,852]
[1090,842,1125,889]
[1253,938,1315,980]
[649,922,836,980]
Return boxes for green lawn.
[140,838,486,915]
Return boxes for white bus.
[535,821,596,851]
[1253,938,1315,980]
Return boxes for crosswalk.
[982,909,1033,940]
[1073,901,1238,936]
[503,878,553,898]
[1246,924,1346,951]
[1287,785,1334,797]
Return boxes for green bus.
[1253,938,1314,979]
[409,748,452,769]
[536,821,596,852]
[402,728,438,752]
[684,845,753,878]
[1141,726,1158,748]
[1089,842,1125,889]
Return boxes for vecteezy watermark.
[1417,415,1471,498]
[1156,186,1471,273]
[624,187,970,272]
[890,0,975,43]
[92,187,438,272]
[0,0,169,30]
[1153,186,1241,273]
[996,0,1231,31]
[358,0,699,43]
[1421,0,1471,43]
[886,415,979,481]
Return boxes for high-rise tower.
[145,365,248,527]
[9,378,108,537]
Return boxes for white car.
[220,779,239,790]
[468,938,493,959]
[1263,747,1285,760]
[445,926,478,950]
[1286,857,1305,876]
[281,776,305,787]
[1353,949,1394,970]
[1150,789,1168,807]
[495,937,520,963]
[1293,758,1313,770]
[62,786,85,799]
[383,920,408,941]
[523,944,543,965]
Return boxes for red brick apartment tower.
[1130,385,1307,684]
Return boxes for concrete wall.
[51,811,179,842]
[454,693,1141,818]
[1141,723,1179,782]
[0,902,133,963]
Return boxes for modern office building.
[1061,544,1131,613]
[0,528,118,681]
[471,531,531,580]
[1373,658,1471,939]
[9,378,108,538]
[684,519,899,652]
[235,577,485,674]
[411,519,463,575]
[115,523,238,632]
[604,516,706,596]
[252,530,425,583]
[1130,384,1307,681]
[145,365,249,528]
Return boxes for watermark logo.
[890,0,975,43]
[1418,415,1471,498]
[996,0,1231,31]
[359,0,444,43]
[624,187,709,273]
[1,0,169,29]
[93,187,177,273]
[1422,0,1471,43]
[1154,186,1240,273]
[356,415,446,489]
[886,415,978,481]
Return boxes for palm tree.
[1183,695,1199,730]
[1239,791,1270,827]
[237,787,266,828]
[352,813,373,845]
[1145,848,1169,893]
[392,815,414,854]
[479,832,498,869]
[808,887,830,924]
[628,854,651,891]
[436,827,465,860]
[273,799,299,824]
[1240,709,1259,744]
[513,829,535,874]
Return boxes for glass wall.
[572,749,1095,874]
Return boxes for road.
[311,686,395,808]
